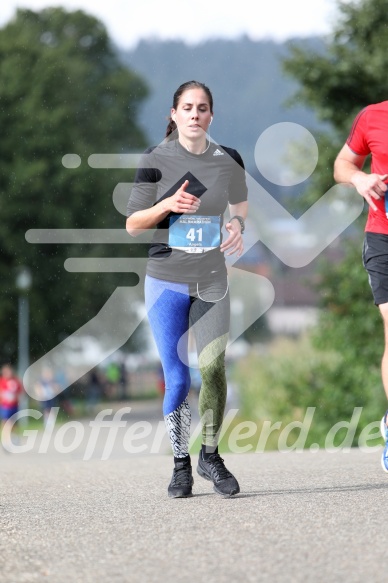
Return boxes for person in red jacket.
[0,364,22,448]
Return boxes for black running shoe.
[168,459,194,498]
[197,452,240,497]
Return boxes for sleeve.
[126,147,162,217]
[346,107,370,156]
[222,147,248,204]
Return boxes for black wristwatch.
[230,215,245,234]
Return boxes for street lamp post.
[16,267,32,413]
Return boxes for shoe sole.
[197,465,240,497]
[168,479,194,498]
[168,491,194,498]
[380,416,388,473]
[380,415,388,440]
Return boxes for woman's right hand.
[165,180,201,214]
[126,180,201,236]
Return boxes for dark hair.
[165,80,213,139]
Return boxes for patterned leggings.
[145,274,230,457]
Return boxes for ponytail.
[165,118,177,140]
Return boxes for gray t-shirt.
[127,139,248,283]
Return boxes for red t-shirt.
[0,376,22,408]
[346,100,388,234]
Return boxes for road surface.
[0,401,386,582]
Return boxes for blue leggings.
[145,275,229,457]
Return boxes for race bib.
[169,215,221,253]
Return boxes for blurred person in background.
[34,365,58,430]
[0,364,23,448]
[86,369,103,415]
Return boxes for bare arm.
[126,180,201,236]
[334,144,388,211]
[220,201,248,257]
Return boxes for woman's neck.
[179,136,209,155]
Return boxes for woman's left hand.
[220,220,244,257]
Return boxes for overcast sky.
[0,0,342,49]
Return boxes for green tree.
[283,0,388,205]
[311,239,386,422]
[279,0,388,434]
[0,8,149,362]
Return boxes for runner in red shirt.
[0,364,22,448]
[334,100,388,471]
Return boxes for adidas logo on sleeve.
[213,148,224,156]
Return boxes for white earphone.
[209,116,213,125]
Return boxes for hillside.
[120,35,327,183]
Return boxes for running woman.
[126,81,248,497]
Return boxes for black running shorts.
[362,232,388,305]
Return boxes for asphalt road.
[0,403,387,583]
